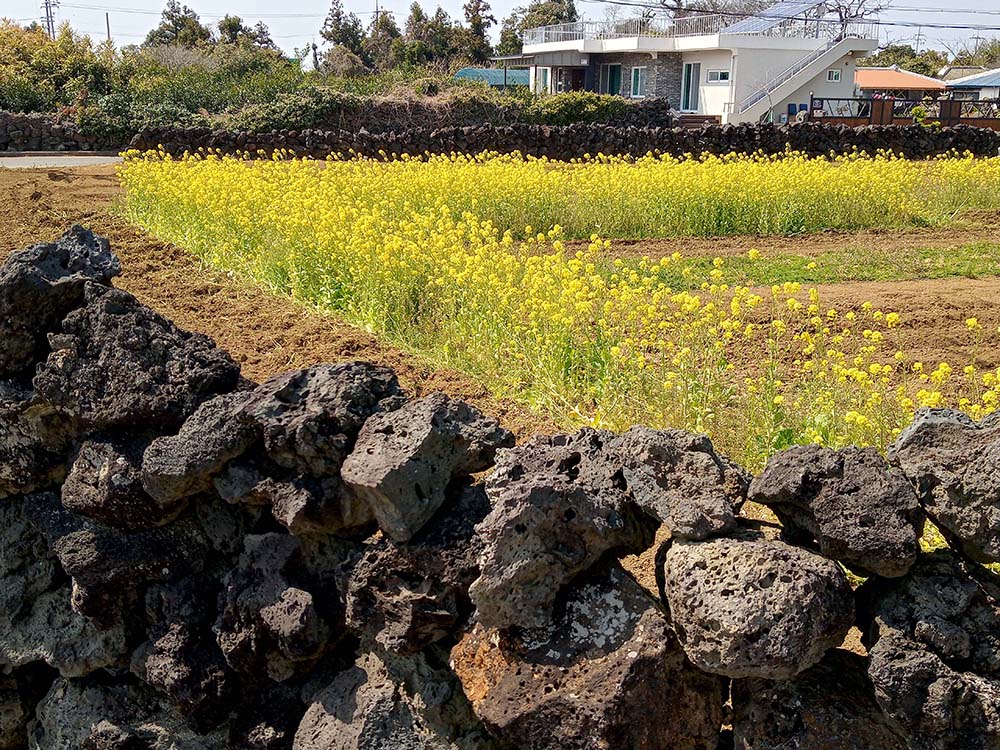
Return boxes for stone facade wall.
[3,226,999,750]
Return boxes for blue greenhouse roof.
[454,67,530,87]
[947,68,1000,89]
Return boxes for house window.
[630,66,647,99]
[827,69,842,83]
[599,63,623,96]
[535,67,551,94]
[707,70,730,83]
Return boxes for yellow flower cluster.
[119,149,1000,469]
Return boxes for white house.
[510,0,878,124]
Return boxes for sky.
[5,0,1000,57]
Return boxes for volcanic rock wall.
[0,113,101,152]
[131,121,1000,161]
[2,227,1000,750]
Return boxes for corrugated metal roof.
[855,67,945,91]
[721,0,824,34]
[454,67,530,87]
[947,68,1000,89]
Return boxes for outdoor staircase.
[736,35,865,121]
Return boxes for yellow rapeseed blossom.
[118,149,1000,469]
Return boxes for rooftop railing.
[521,14,877,46]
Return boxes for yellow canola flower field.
[119,149,1000,469]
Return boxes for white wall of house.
[679,49,735,114]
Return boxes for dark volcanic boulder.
[342,392,513,542]
[0,381,71,499]
[233,363,405,533]
[750,445,923,577]
[215,534,332,683]
[29,675,227,750]
[858,549,1000,750]
[0,676,27,750]
[345,481,490,654]
[661,527,854,679]
[453,562,725,750]
[732,649,907,750]
[889,408,1000,563]
[141,391,257,508]
[0,497,126,676]
[294,648,495,750]
[131,580,236,733]
[469,430,657,630]
[34,284,240,431]
[0,225,121,378]
[63,437,182,528]
[24,491,217,628]
[608,426,749,541]
[240,362,404,477]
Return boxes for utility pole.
[42,0,59,39]
[105,11,111,42]
[913,26,924,54]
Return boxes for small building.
[855,66,945,100]
[454,67,530,89]
[946,68,1000,100]
[507,0,878,124]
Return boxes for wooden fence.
[809,97,1000,130]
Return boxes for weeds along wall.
[132,121,1000,160]
[3,226,1000,750]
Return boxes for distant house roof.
[947,68,1000,89]
[454,67,530,87]
[855,66,945,91]
[939,65,986,81]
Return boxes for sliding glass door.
[681,62,701,111]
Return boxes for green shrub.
[526,91,629,126]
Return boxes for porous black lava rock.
[750,445,923,577]
[0,380,71,499]
[63,436,182,528]
[608,426,749,541]
[215,534,333,683]
[454,562,725,750]
[661,526,855,679]
[858,549,1000,750]
[889,408,1000,564]
[34,283,240,431]
[294,648,494,750]
[345,481,490,654]
[142,391,257,508]
[342,392,513,542]
[232,363,404,533]
[0,497,127,677]
[731,649,908,750]
[0,225,120,379]
[469,429,658,630]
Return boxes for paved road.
[0,154,122,169]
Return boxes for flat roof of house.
[855,67,945,91]
[454,67,530,86]
[947,68,1000,89]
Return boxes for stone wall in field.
[3,227,1000,749]
[0,112,102,152]
[132,120,1000,160]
